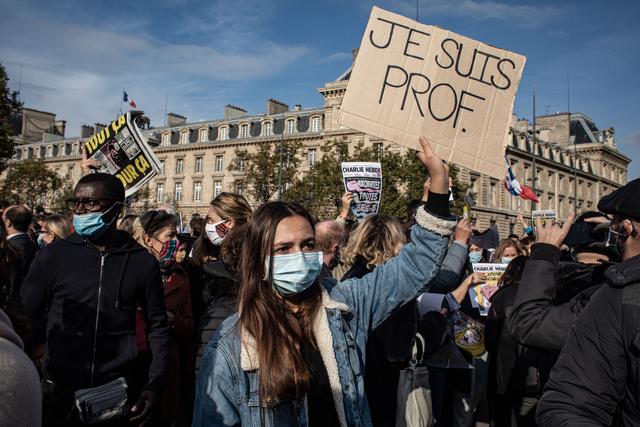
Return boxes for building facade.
[8,70,631,237]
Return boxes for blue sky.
[1,0,638,177]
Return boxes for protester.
[3,205,37,274]
[537,179,640,426]
[188,192,251,329]
[133,210,193,426]
[21,173,169,426]
[315,220,345,280]
[0,221,25,303]
[0,308,41,427]
[468,242,486,264]
[485,255,555,426]
[493,238,524,264]
[176,233,189,265]
[192,137,456,427]
[37,214,72,247]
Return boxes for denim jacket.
[193,207,456,427]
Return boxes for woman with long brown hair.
[193,138,456,427]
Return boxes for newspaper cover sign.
[339,7,526,179]
[341,162,382,219]
[469,263,507,316]
[532,210,557,227]
[83,112,161,197]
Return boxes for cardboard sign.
[341,162,382,219]
[83,112,161,197]
[339,7,526,179]
[532,210,557,227]
[469,263,507,315]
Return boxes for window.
[66,165,74,179]
[373,142,384,158]
[200,129,207,143]
[219,126,228,141]
[263,121,272,137]
[175,182,183,202]
[286,119,295,134]
[46,146,52,157]
[311,116,322,132]
[307,148,317,167]
[162,133,170,146]
[239,124,249,138]
[195,156,203,173]
[72,144,79,155]
[159,160,165,175]
[214,180,222,197]
[215,155,224,172]
[237,156,246,172]
[180,131,188,144]
[235,181,244,195]
[193,182,202,202]
[175,158,184,174]
[156,183,165,203]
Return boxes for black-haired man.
[3,204,37,278]
[537,178,640,426]
[22,173,169,426]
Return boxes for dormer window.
[239,123,249,139]
[180,131,188,144]
[200,128,208,143]
[263,121,272,137]
[311,116,322,132]
[219,126,229,141]
[286,119,296,134]
[162,133,170,146]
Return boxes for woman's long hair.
[191,192,252,266]
[341,214,407,270]
[237,202,321,404]
[489,255,529,303]
[44,214,72,241]
[494,238,525,261]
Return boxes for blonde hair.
[342,214,407,270]
[210,192,252,225]
[494,238,524,260]
[44,215,71,241]
[130,217,147,248]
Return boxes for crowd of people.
[1,137,639,427]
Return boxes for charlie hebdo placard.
[341,162,382,219]
[339,7,526,179]
[83,112,161,197]
[469,263,507,316]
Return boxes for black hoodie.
[21,231,169,393]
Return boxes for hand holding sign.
[536,212,575,248]
[416,137,448,194]
[80,145,100,176]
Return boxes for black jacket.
[196,260,236,369]
[537,254,640,426]
[21,231,169,393]
[7,233,37,278]
[508,243,609,352]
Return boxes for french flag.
[123,91,137,108]
[505,164,539,203]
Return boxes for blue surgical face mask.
[501,256,514,265]
[468,251,482,264]
[73,203,120,239]
[265,251,323,296]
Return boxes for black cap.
[597,178,640,219]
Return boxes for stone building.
[8,69,630,237]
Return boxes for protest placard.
[532,210,557,227]
[83,112,161,197]
[341,162,382,219]
[339,7,526,179]
[469,263,507,315]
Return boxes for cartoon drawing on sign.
[339,7,526,179]
[341,162,382,219]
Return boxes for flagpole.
[531,86,537,215]
[120,87,124,116]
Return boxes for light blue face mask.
[501,256,514,265]
[265,251,323,296]
[468,251,482,264]
[73,203,120,239]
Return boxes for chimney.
[54,120,66,137]
[224,105,247,121]
[81,125,95,138]
[266,98,289,115]
[166,113,187,127]
[294,104,302,111]
[94,123,107,135]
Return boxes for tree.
[0,160,71,210]
[449,164,473,218]
[0,63,21,172]
[230,140,303,204]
